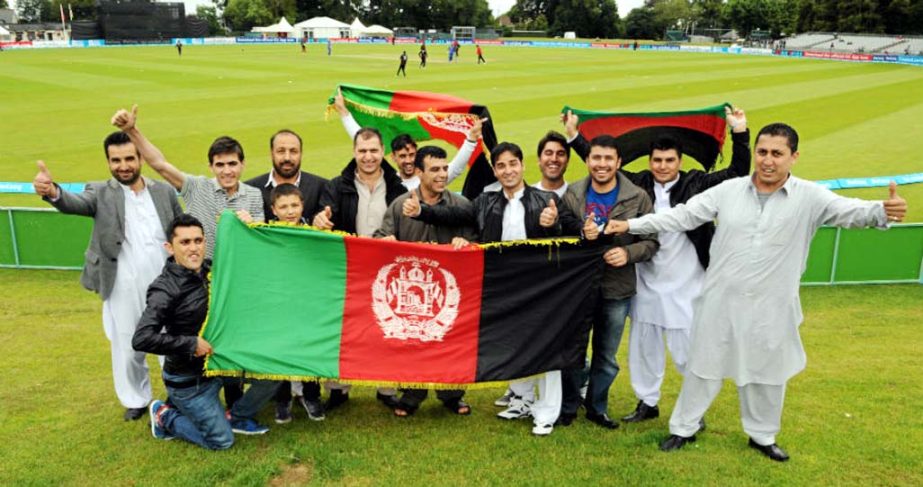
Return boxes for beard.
[273,159,300,179]
[112,168,141,186]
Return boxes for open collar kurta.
[628,175,887,385]
[630,178,703,330]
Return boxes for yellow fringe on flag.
[202,369,543,391]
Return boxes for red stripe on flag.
[389,91,474,113]
[579,114,727,145]
[338,237,484,384]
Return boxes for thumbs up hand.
[583,215,599,241]
[313,206,335,230]
[539,198,558,228]
[604,219,629,235]
[111,104,138,131]
[403,191,422,217]
[33,160,58,199]
[883,181,907,223]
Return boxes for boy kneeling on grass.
[132,214,280,449]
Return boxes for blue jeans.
[562,297,630,416]
[161,372,280,450]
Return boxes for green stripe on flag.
[330,84,432,152]
[204,212,347,380]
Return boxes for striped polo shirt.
[180,174,265,258]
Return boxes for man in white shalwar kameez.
[34,132,182,421]
[622,108,750,423]
[607,123,907,461]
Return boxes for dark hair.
[354,127,383,146]
[536,131,570,159]
[491,142,523,164]
[270,183,304,205]
[208,136,245,164]
[167,214,204,241]
[757,123,799,152]
[649,137,683,158]
[391,133,417,153]
[103,131,136,159]
[270,129,302,151]
[588,135,621,155]
[413,146,448,170]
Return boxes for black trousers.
[398,388,464,409]
[275,380,322,403]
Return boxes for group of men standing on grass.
[34,98,906,460]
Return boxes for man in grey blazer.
[33,131,182,421]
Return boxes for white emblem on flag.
[372,256,460,342]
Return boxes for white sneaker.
[532,423,553,436]
[497,397,531,420]
[494,389,514,407]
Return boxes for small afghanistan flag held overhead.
[329,83,498,199]
[563,103,730,171]
[202,212,605,387]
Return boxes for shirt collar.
[117,178,146,195]
[210,178,240,196]
[504,186,525,202]
[655,176,679,192]
[747,173,794,196]
[266,170,301,188]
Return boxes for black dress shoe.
[555,413,576,427]
[124,407,146,421]
[324,390,349,411]
[748,438,790,462]
[622,401,660,423]
[586,411,619,429]
[376,391,400,409]
[659,434,696,451]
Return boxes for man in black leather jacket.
[133,214,280,449]
[416,142,583,242]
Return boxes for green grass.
[1,44,923,484]
[1,269,921,485]
[0,44,922,220]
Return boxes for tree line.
[12,0,923,39]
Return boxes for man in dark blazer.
[33,131,182,422]
[245,129,327,223]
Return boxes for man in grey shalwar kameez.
[606,123,908,461]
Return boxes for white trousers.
[669,373,786,446]
[102,286,153,409]
[628,322,691,407]
[509,370,562,425]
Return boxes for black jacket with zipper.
[132,257,211,377]
[319,159,407,234]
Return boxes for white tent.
[293,16,351,40]
[362,24,394,37]
[251,17,295,37]
[0,25,10,38]
[349,18,366,38]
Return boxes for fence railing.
[3,207,921,284]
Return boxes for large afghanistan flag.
[330,83,498,199]
[562,103,730,170]
[202,213,604,387]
